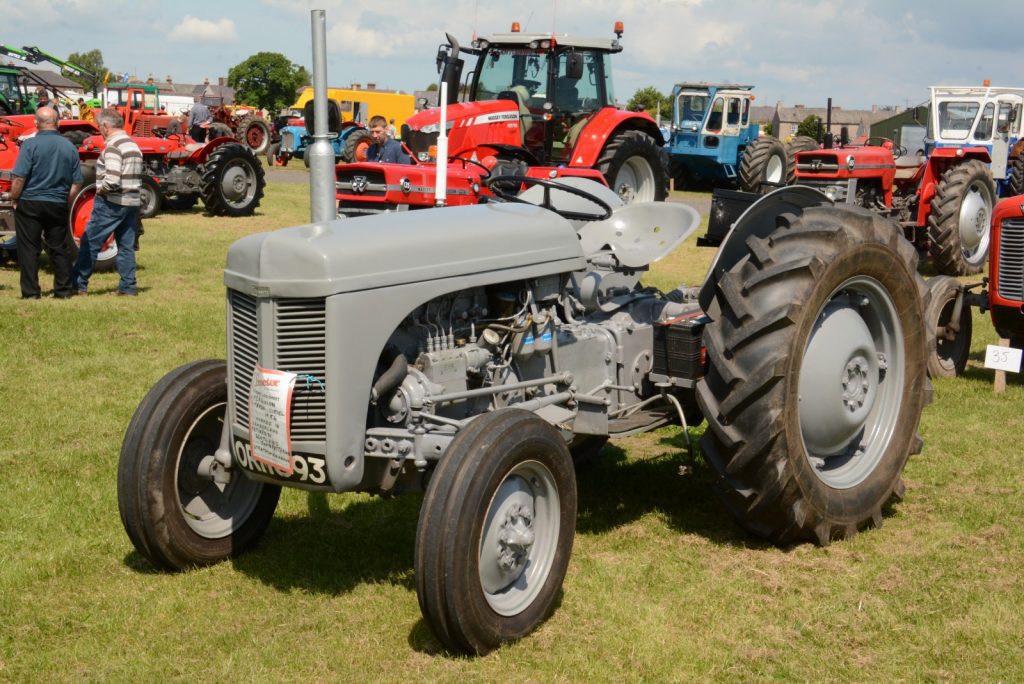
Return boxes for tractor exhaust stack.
[308,9,336,223]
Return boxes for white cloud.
[169,15,239,43]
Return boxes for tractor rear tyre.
[785,135,819,185]
[342,129,372,163]
[739,136,787,193]
[415,409,576,655]
[1008,155,1024,197]
[924,275,972,378]
[596,130,668,204]
[239,116,270,155]
[209,122,233,140]
[62,130,89,147]
[139,176,162,219]
[696,204,930,546]
[926,159,995,276]
[200,143,266,217]
[118,360,281,570]
[68,183,117,273]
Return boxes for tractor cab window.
[554,52,601,112]
[726,98,742,126]
[676,94,708,129]
[705,97,725,133]
[476,48,544,106]
[936,101,979,140]
[0,74,22,111]
[973,102,995,141]
[741,98,750,125]
[997,101,1019,136]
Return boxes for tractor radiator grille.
[996,218,1024,302]
[796,154,841,175]
[228,290,328,441]
[336,168,388,197]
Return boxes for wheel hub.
[497,503,535,573]
[841,357,871,412]
[959,181,992,260]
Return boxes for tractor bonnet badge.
[810,159,823,171]
[351,176,368,193]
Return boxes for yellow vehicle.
[292,87,414,133]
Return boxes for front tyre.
[596,130,668,204]
[415,409,576,655]
[697,205,930,545]
[784,135,819,185]
[924,275,972,377]
[117,360,280,571]
[927,159,995,276]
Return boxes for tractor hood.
[224,202,587,298]
[406,100,520,134]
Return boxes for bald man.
[10,107,83,298]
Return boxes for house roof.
[18,68,83,91]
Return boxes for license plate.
[232,436,328,485]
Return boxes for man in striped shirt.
[73,109,143,296]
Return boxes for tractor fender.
[698,186,833,313]
[568,109,664,169]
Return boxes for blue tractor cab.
[668,82,787,192]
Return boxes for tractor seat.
[165,143,206,159]
[498,87,533,144]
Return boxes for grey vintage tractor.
[117,174,932,654]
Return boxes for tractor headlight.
[846,155,855,171]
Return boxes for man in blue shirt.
[8,107,83,298]
[187,97,212,142]
[366,115,411,164]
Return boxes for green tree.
[64,49,106,94]
[796,114,823,141]
[627,86,670,121]
[762,121,773,136]
[227,52,310,112]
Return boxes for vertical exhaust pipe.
[308,9,336,223]
[435,82,448,206]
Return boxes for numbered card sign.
[984,344,1022,374]
[248,367,298,472]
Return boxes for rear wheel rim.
[958,179,992,265]
[765,153,784,184]
[219,159,258,209]
[478,459,560,617]
[798,276,904,489]
[615,155,655,203]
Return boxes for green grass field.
[1,182,1022,681]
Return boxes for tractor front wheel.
[924,275,972,377]
[927,159,996,276]
[596,130,667,204]
[415,409,576,655]
[697,204,930,545]
[342,129,372,163]
[739,136,787,193]
[200,143,266,217]
[208,122,233,140]
[266,142,289,167]
[139,175,162,220]
[117,360,281,570]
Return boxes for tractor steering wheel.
[486,175,614,222]
[449,154,492,178]
[861,136,906,160]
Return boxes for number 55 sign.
[985,344,1022,373]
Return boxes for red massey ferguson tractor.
[791,132,996,277]
[336,23,668,217]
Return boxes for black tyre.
[342,129,372,163]
[117,360,281,570]
[696,205,930,545]
[163,195,199,211]
[200,143,266,217]
[209,122,233,139]
[139,175,162,219]
[303,152,311,168]
[238,116,271,154]
[926,159,995,276]
[785,135,819,185]
[1008,155,1023,197]
[739,136,787,193]
[61,130,89,147]
[596,129,668,204]
[266,141,288,167]
[67,183,117,273]
[415,409,576,655]
[924,275,972,378]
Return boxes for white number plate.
[984,344,1022,373]
[233,437,328,485]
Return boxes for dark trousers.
[15,198,72,298]
[189,124,207,143]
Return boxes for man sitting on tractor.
[366,115,410,164]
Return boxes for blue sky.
[2,0,1020,110]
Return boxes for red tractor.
[78,132,266,219]
[336,22,668,216]
[207,103,272,156]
